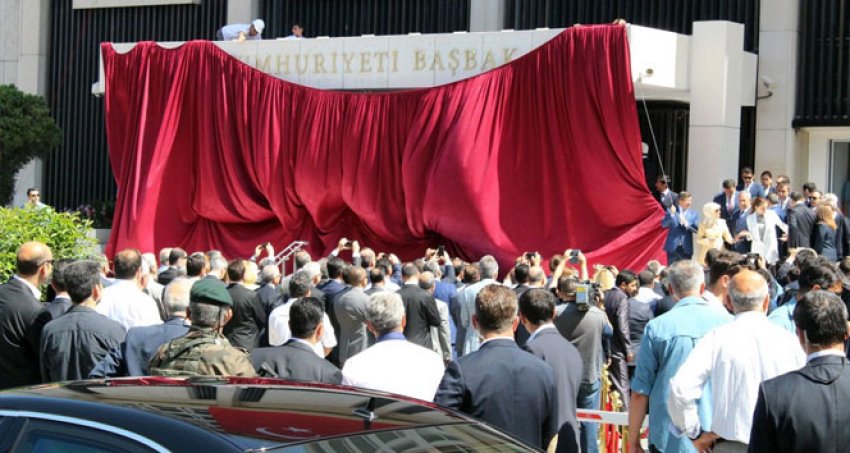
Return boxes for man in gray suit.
[251,297,342,384]
[521,289,583,453]
[335,266,370,366]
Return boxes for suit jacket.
[256,283,282,317]
[661,207,699,255]
[89,316,190,377]
[603,288,631,357]
[749,355,850,453]
[523,328,582,451]
[435,339,559,449]
[45,296,72,320]
[713,191,739,222]
[397,284,441,349]
[786,203,816,249]
[157,267,180,286]
[224,283,267,351]
[250,339,342,384]
[835,214,850,258]
[335,287,371,366]
[0,278,51,389]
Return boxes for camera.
[746,252,760,267]
[575,280,600,311]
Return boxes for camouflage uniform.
[149,326,257,377]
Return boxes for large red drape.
[103,24,665,270]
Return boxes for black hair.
[289,297,324,339]
[794,291,848,346]
[64,261,102,303]
[327,257,346,279]
[518,289,556,325]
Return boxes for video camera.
[575,280,601,311]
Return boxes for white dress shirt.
[268,298,336,356]
[341,335,445,401]
[95,279,162,329]
[667,311,805,443]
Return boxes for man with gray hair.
[256,264,283,322]
[419,271,451,362]
[667,270,804,452]
[454,255,499,356]
[341,292,444,401]
[628,260,732,453]
[205,254,228,281]
[90,278,192,377]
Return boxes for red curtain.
[103,24,664,270]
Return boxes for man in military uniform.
[150,279,257,377]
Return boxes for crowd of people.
[0,169,849,452]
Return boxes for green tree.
[0,84,61,205]
[0,206,97,285]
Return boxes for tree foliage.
[0,84,61,205]
[0,206,97,284]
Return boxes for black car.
[0,377,539,452]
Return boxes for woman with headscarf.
[696,201,735,266]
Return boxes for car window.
[273,424,535,452]
[13,419,156,453]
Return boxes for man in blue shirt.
[627,260,732,453]
[768,258,843,333]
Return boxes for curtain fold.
[103,24,665,270]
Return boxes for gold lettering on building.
[359,52,372,73]
[464,49,477,70]
[481,50,497,71]
[414,50,427,71]
[448,49,460,76]
[502,48,518,64]
[343,52,356,73]
[255,54,271,72]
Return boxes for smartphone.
[437,245,445,256]
[569,250,581,264]
[525,252,535,260]
[344,240,353,248]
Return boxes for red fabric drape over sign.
[103,25,665,270]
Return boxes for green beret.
[190,279,233,306]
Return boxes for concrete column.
[755,0,801,185]
[469,0,506,32]
[4,0,50,207]
[686,21,745,205]
[227,0,260,26]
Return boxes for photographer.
[553,277,611,453]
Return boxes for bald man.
[0,242,53,388]
[667,270,804,452]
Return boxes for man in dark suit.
[0,242,53,389]
[750,290,850,452]
[435,285,558,450]
[519,289,582,453]
[255,264,282,347]
[787,192,816,249]
[251,297,342,384]
[157,247,187,286]
[45,259,74,320]
[316,257,349,365]
[335,266,371,366]
[654,175,678,209]
[397,263,441,349]
[223,259,266,351]
[603,270,637,408]
[89,278,192,377]
[712,179,739,231]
